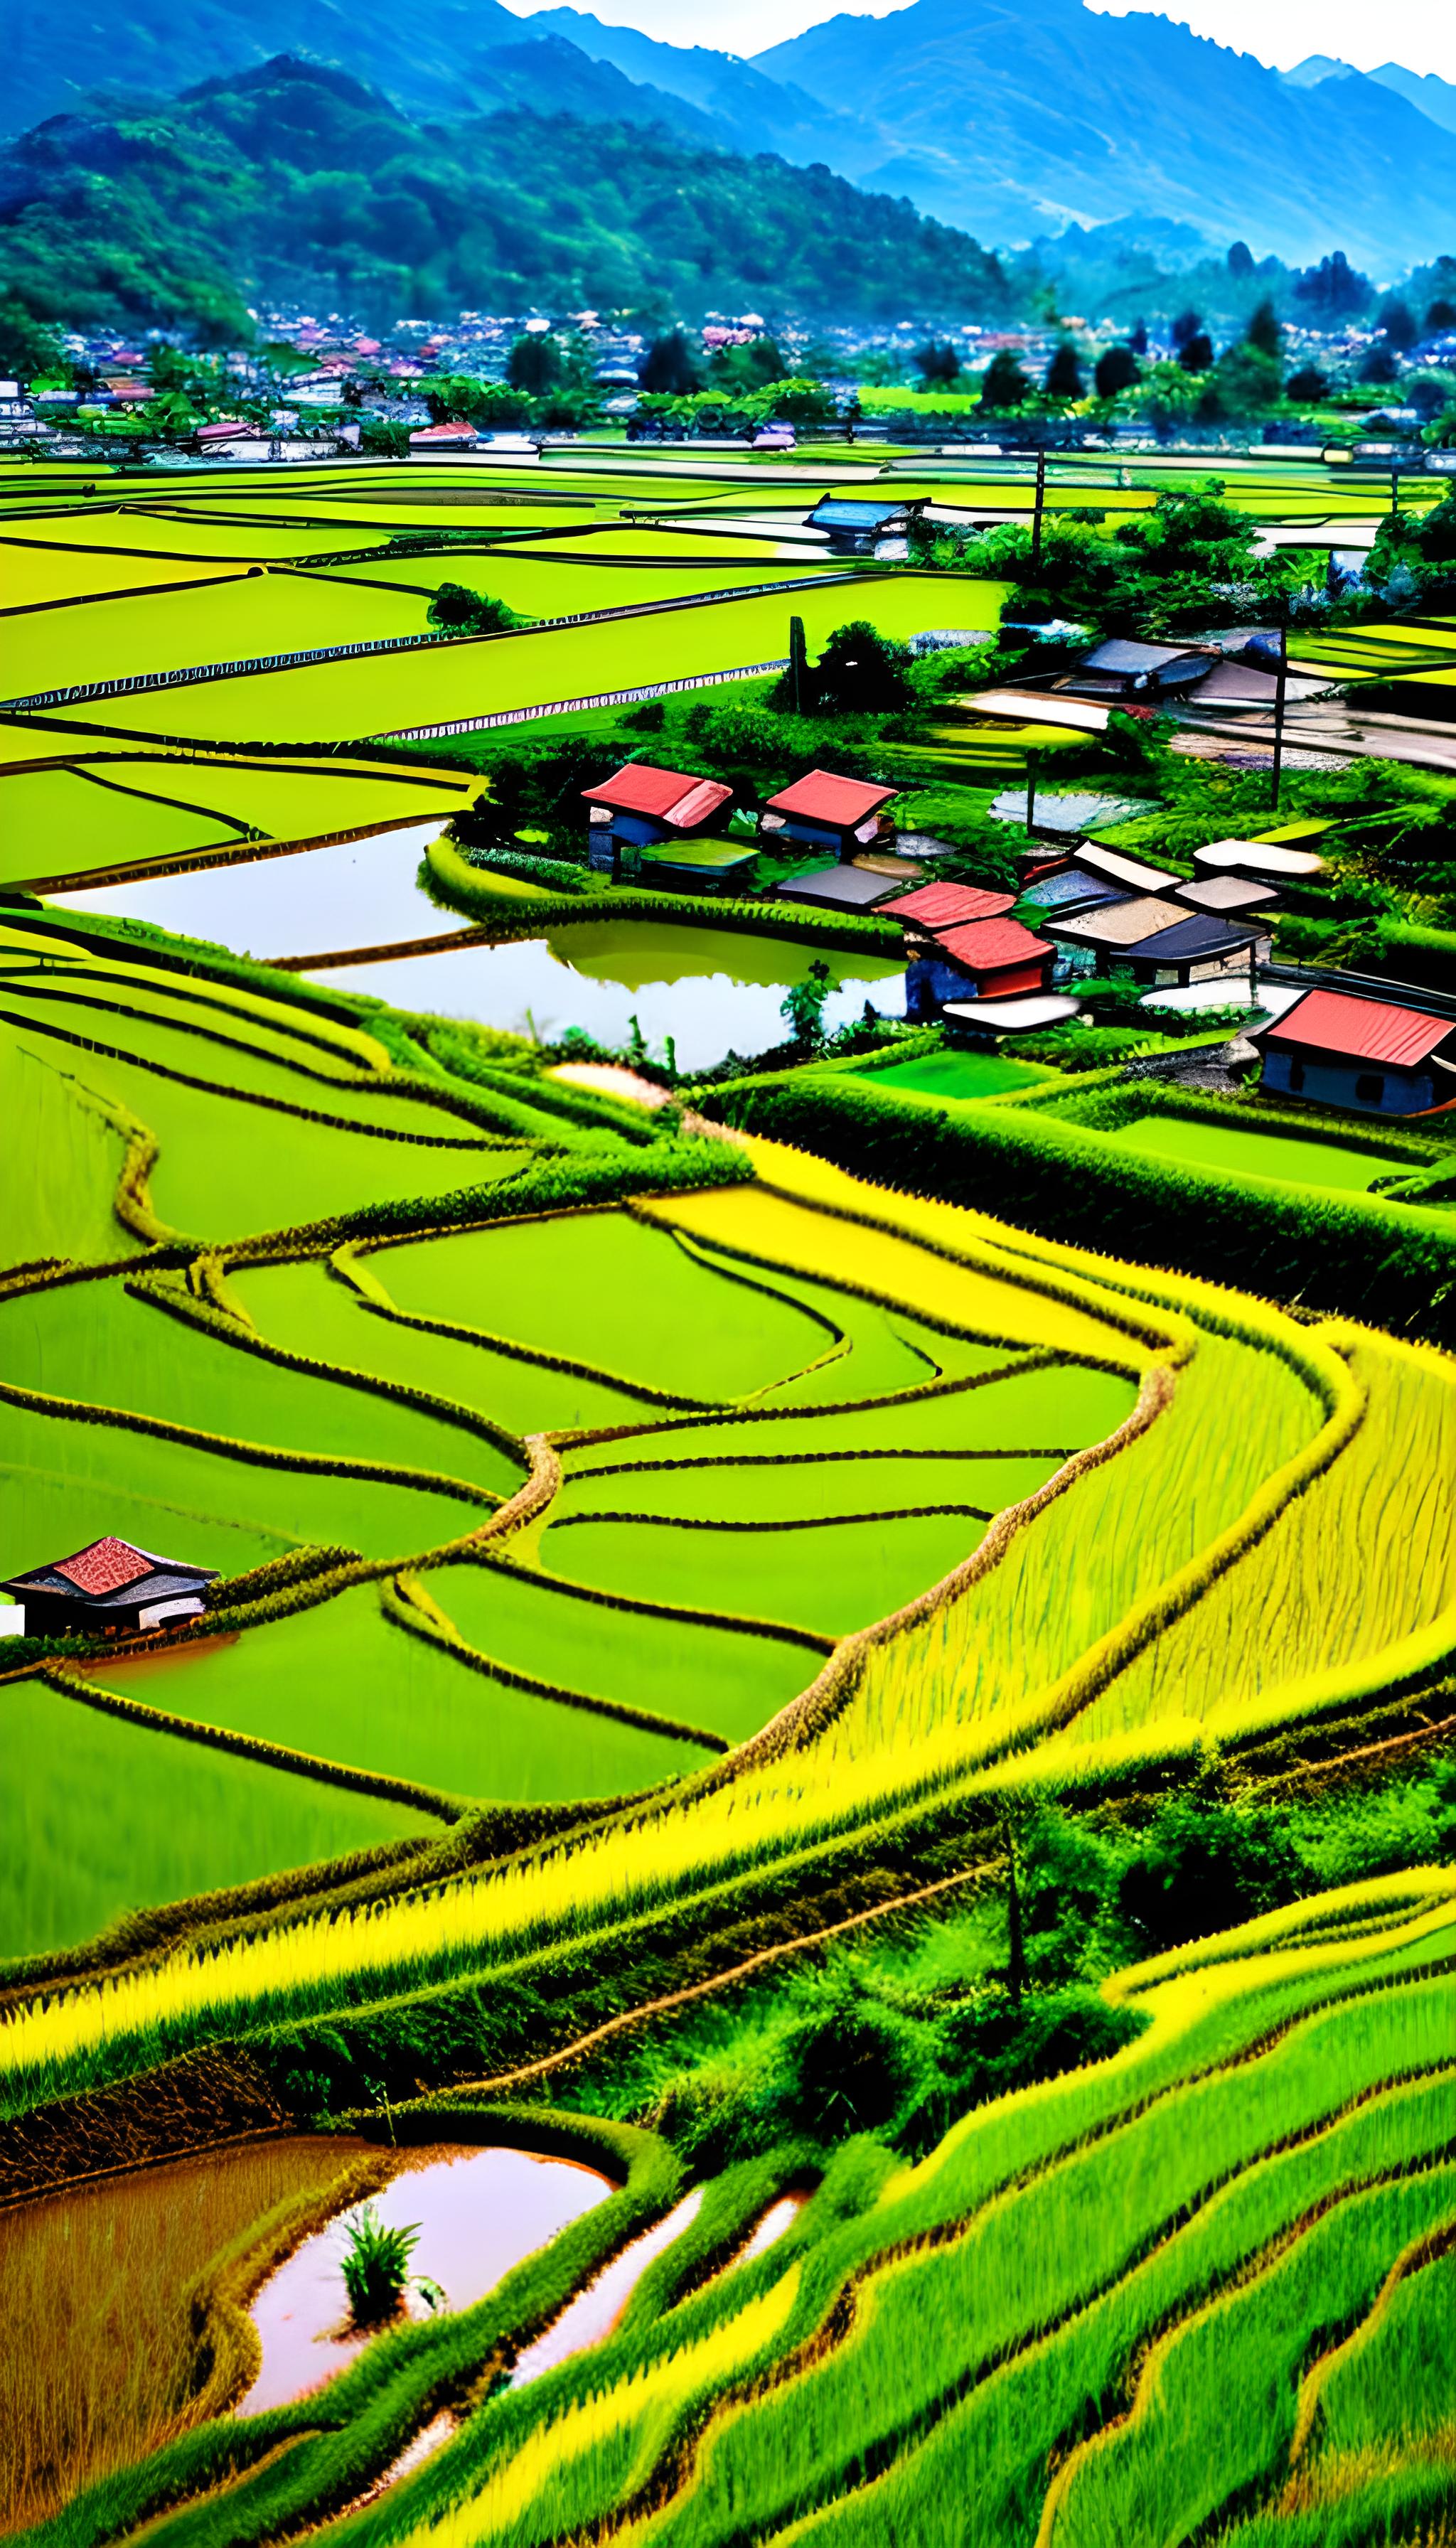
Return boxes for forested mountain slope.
[0,55,1010,333]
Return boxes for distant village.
[4,289,1455,461]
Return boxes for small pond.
[309,922,906,1074]
[239,2141,613,2413]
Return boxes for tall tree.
[638,330,702,395]
[914,338,961,386]
[1246,296,1282,358]
[1094,343,1139,398]
[506,332,562,393]
[1044,341,1084,400]
[979,348,1031,410]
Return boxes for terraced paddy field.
[1,447,1453,2547]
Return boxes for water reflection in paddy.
[309,923,906,1075]
[50,820,452,962]
[239,2143,612,2414]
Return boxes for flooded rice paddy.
[0,2135,612,2531]
[49,832,907,1071]
[239,2141,613,2412]
[312,924,904,1074]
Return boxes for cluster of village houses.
[582,753,1456,1120]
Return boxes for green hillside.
[0,53,1010,336]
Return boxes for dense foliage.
[0,54,1010,335]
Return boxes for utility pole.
[1029,447,1047,579]
[1270,607,1288,815]
[788,614,808,717]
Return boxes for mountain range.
[4,0,1455,272]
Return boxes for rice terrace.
[2,418,1455,2548]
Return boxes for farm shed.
[807,496,926,557]
[1041,894,1194,975]
[2,1537,217,1639]
[1058,639,1219,701]
[1248,989,1456,1118]
[761,771,898,861]
[906,916,1056,1019]
[582,763,734,877]
[1110,910,1268,988]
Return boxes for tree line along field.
[1,447,1454,2546]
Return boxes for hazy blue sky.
[503,0,1456,82]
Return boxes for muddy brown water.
[0,2135,370,2534]
[238,2142,614,2414]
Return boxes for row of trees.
[902,289,1456,428]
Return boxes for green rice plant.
[1039,2169,1456,2548]
[1069,1327,1456,1757]
[338,2203,431,2325]
[0,2133,378,2532]
[0,1672,439,1960]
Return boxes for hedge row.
[705,1071,1456,1347]
[424,836,904,957]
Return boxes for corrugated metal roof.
[934,917,1054,969]
[1046,894,1192,948]
[1080,639,1208,673]
[1123,914,1260,960]
[1175,876,1279,914]
[1019,867,1128,911]
[767,771,899,825]
[776,865,902,909]
[879,882,1017,927]
[810,499,907,529]
[583,764,732,826]
[1265,990,1454,1069]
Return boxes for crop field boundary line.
[136,1258,527,1467]
[38,1660,466,1824]
[560,1354,1063,1455]
[569,1444,1079,1479]
[701,2082,1456,2548]
[333,1254,725,1415]
[547,1503,995,1535]
[547,2060,1456,2548]
[384,1573,731,1757]
[1029,2155,1456,2548]
[0,992,503,1152]
[0,573,848,714]
[384,660,792,740]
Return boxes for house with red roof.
[1,1537,217,1639]
[582,761,734,878]
[906,915,1056,1019]
[1248,990,1456,1118]
[759,771,898,862]
[878,882,1017,933]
